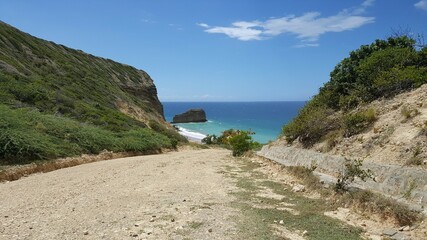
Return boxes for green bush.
[342,108,376,137]
[282,100,338,147]
[148,120,188,148]
[282,36,426,147]
[201,129,260,156]
[116,129,172,152]
[69,127,117,154]
[228,131,255,157]
[374,66,427,96]
[335,158,375,193]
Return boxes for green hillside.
[0,21,186,165]
[283,36,427,147]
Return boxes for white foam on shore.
[176,126,207,143]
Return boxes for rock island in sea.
[171,109,207,123]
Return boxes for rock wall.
[258,144,427,213]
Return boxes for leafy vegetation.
[0,104,175,165]
[283,36,427,147]
[0,22,186,165]
[342,108,376,137]
[334,159,375,193]
[202,129,261,156]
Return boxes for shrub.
[374,67,427,97]
[115,129,172,153]
[68,126,117,154]
[335,158,375,193]
[342,108,376,137]
[323,130,341,152]
[285,163,326,195]
[202,129,260,156]
[405,144,423,165]
[400,105,420,122]
[341,189,419,226]
[217,129,240,145]
[148,120,188,148]
[228,131,255,157]
[282,101,338,147]
[0,104,176,165]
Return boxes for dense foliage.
[202,129,261,156]
[0,105,175,165]
[283,36,427,146]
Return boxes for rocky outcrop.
[172,109,207,123]
[115,70,164,120]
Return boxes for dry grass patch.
[0,150,146,182]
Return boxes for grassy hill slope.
[0,21,186,165]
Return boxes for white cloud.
[202,21,264,41]
[294,43,320,48]
[197,23,210,28]
[415,0,427,10]
[362,0,375,8]
[198,1,375,45]
[351,0,375,14]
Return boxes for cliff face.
[0,21,165,128]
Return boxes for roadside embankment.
[258,144,427,214]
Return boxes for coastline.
[176,126,206,143]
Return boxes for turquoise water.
[163,102,305,144]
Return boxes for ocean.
[163,102,306,144]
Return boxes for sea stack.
[172,109,207,123]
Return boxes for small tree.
[228,130,255,156]
[335,158,375,193]
[201,129,260,156]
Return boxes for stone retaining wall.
[258,145,427,214]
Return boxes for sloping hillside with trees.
[282,36,427,157]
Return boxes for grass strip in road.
[226,157,363,240]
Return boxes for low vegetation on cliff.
[283,36,427,148]
[0,22,186,165]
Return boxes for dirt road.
[1,148,412,240]
[0,149,239,240]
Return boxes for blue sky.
[1,0,426,101]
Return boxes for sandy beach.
[176,126,206,143]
